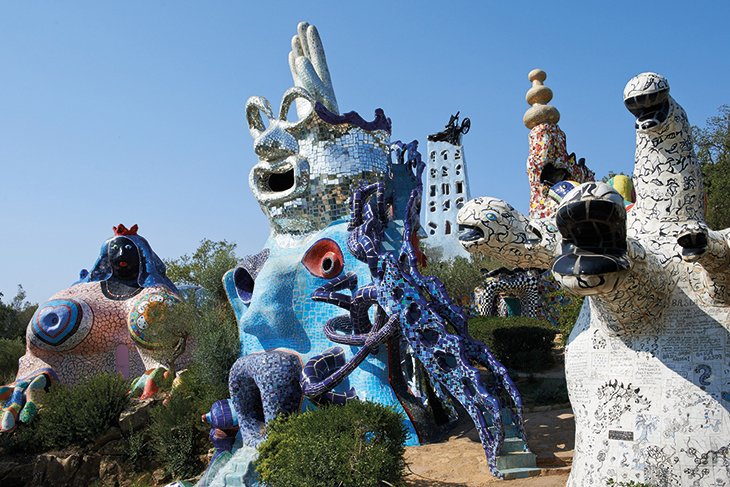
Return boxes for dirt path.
[404,407,574,486]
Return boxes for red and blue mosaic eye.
[302,238,344,279]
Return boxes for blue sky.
[2,1,728,304]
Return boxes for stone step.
[501,437,527,453]
[490,424,519,438]
[496,451,537,471]
[499,466,542,480]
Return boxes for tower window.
[456,181,464,194]
[455,150,461,160]
[443,200,451,210]
[456,197,465,209]
[445,221,452,235]
[430,168,437,178]
[442,183,450,195]
[442,166,448,177]
[429,185,436,197]
[441,150,448,161]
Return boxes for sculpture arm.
[678,223,730,273]
[550,182,674,335]
[0,369,54,432]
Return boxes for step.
[499,466,542,480]
[490,424,519,438]
[496,451,537,471]
[501,437,527,453]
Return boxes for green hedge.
[256,401,408,487]
[467,316,557,372]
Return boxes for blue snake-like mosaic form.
[301,142,527,478]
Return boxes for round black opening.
[268,169,295,192]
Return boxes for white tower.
[422,113,472,260]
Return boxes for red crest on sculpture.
[113,224,139,236]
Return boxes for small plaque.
[608,430,634,441]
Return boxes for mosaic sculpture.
[460,70,730,485]
[223,22,440,455]
[301,165,532,478]
[474,267,569,326]
[0,224,185,432]
[554,72,730,486]
[211,23,537,484]
[524,69,594,219]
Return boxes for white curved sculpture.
[459,72,730,486]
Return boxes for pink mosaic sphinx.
[460,72,730,485]
[0,224,189,433]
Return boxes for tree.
[0,285,37,342]
[164,239,238,303]
[418,243,505,302]
[695,104,730,230]
[159,240,241,387]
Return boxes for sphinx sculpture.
[460,71,730,485]
[0,224,185,432]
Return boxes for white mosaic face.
[246,88,390,240]
[456,196,559,269]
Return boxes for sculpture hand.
[677,223,709,261]
[0,371,52,432]
[129,367,171,400]
[289,21,338,117]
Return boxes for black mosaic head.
[108,236,140,282]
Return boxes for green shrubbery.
[0,372,129,454]
[468,316,557,372]
[0,338,25,384]
[533,379,569,404]
[39,372,129,450]
[147,392,204,479]
[551,291,585,347]
[164,239,240,387]
[256,401,408,487]
[606,480,654,487]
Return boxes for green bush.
[468,316,557,372]
[123,426,148,470]
[553,292,585,347]
[533,379,569,405]
[39,372,129,450]
[0,338,25,384]
[606,480,654,487]
[256,401,408,487]
[147,391,204,479]
[165,239,240,387]
[0,417,46,455]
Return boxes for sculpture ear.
[279,87,315,125]
[245,96,274,139]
